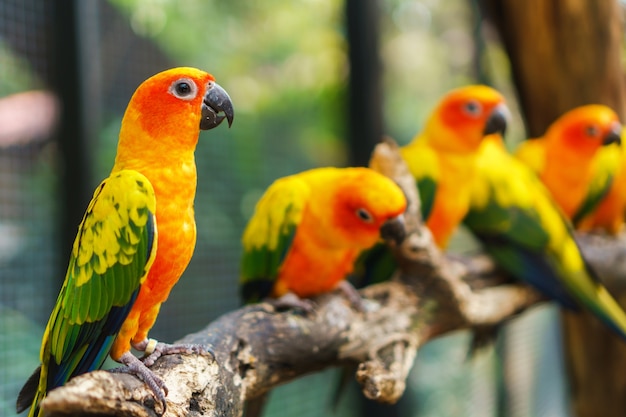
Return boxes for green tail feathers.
[579,280,626,340]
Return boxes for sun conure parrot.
[240,167,407,417]
[239,167,407,308]
[515,104,622,228]
[463,133,626,340]
[16,67,234,417]
[399,85,509,248]
[577,141,626,234]
[349,85,509,290]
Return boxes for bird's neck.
[111,122,199,205]
[544,144,595,184]
[113,104,200,166]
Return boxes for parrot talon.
[139,341,215,367]
[113,352,168,414]
[268,292,316,314]
[336,280,366,312]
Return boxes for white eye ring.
[463,100,482,117]
[169,78,198,100]
[356,208,373,223]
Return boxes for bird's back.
[466,137,626,339]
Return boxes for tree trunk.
[482,1,626,416]
[484,0,626,135]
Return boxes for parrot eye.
[356,208,374,223]
[585,125,599,138]
[176,82,191,95]
[169,78,198,100]
[462,100,482,117]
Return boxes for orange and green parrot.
[463,134,626,339]
[515,104,622,228]
[16,67,234,417]
[239,167,407,309]
[399,85,509,248]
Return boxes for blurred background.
[2,1,624,416]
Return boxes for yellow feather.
[243,176,308,251]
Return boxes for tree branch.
[39,138,621,417]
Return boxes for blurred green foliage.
[0,40,43,95]
[109,0,349,165]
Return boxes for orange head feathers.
[543,104,621,156]
[516,104,622,221]
[423,85,508,153]
[114,67,234,167]
[328,167,407,249]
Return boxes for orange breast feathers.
[273,232,359,298]
[428,152,478,248]
[122,163,198,349]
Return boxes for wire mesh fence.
[0,1,59,414]
[0,1,568,417]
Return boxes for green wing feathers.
[239,177,309,303]
[400,140,439,221]
[572,146,619,225]
[18,170,157,417]
[65,173,155,313]
[416,177,437,221]
[467,142,626,339]
[51,169,157,342]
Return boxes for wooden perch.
[39,138,624,417]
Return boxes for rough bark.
[483,0,626,136]
[482,1,626,416]
[34,138,626,417]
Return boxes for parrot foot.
[336,280,366,312]
[268,292,316,314]
[135,338,215,367]
[112,352,168,414]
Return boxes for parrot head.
[116,67,234,159]
[331,168,407,249]
[424,85,508,154]
[546,104,621,155]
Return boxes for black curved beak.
[380,214,407,246]
[603,123,622,146]
[201,82,234,130]
[483,105,508,136]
